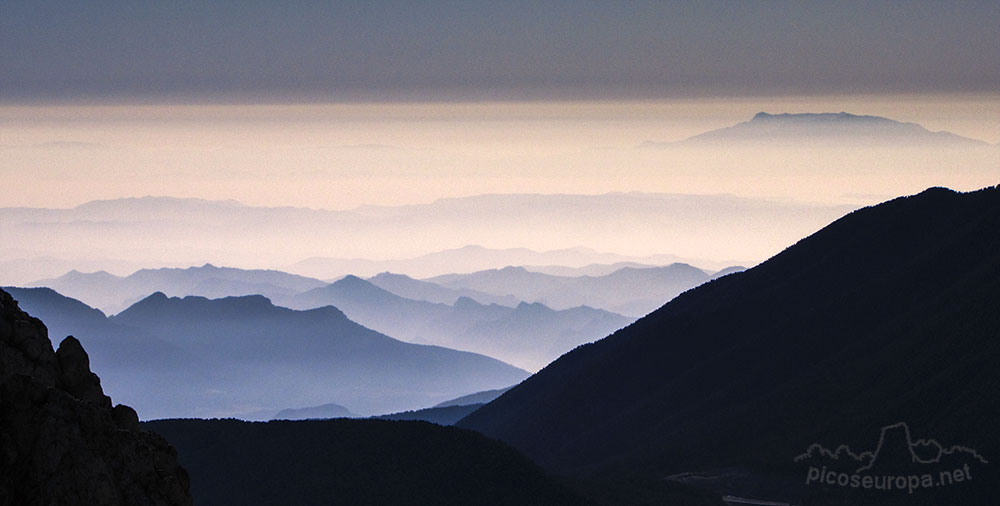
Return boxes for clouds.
[2,1,998,101]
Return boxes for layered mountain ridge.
[5,287,528,418]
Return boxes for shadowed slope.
[460,186,1000,504]
[144,418,591,506]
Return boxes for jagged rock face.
[0,288,192,506]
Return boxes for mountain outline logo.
[796,422,988,494]
[795,422,988,474]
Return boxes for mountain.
[434,386,514,408]
[273,403,354,420]
[143,418,595,506]
[672,112,991,146]
[459,186,1000,505]
[364,386,516,425]
[0,287,192,505]
[2,286,526,417]
[2,286,205,418]
[29,264,326,314]
[289,276,633,370]
[110,292,527,416]
[427,263,719,317]
[709,265,747,279]
[0,256,151,287]
[374,404,485,426]
[368,271,519,306]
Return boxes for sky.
[1,1,999,270]
[2,1,999,102]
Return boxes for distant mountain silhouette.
[274,386,517,425]
[427,263,716,316]
[368,271,519,306]
[109,292,527,416]
[4,287,526,418]
[1,287,192,505]
[374,404,485,425]
[460,186,1000,505]
[655,112,991,146]
[289,276,633,370]
[289,244,695,280]
[273,403,354,420]
[709,265,747,279]
[30,263,326,314]
[434,386,514,408]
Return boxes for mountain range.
[23,260,726,372]
[426,263,738,316]
[291,245,701,280]
[287,275,633,371]
[11,185,996,504]
[29,264,326,314]
[459,186,1000,505]
[4,287,527,418]
[368,271,520,306]
[646,112,994,147]
[1,285,619,506]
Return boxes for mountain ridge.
[7,286,528,418]
[30,263,327,314]
[676,111,991,145]
[290,275,633,371]
[458,185,1000,504]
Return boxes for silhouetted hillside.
[0,287,192,505]
[143,418,590,506]
[460,186,1000,505]
[290,276,632,370]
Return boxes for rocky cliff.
[0,287,192,506]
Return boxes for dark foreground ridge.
[145,417,594,506]
[0,287,192,506]
[459,186,1000,505]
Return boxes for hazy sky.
[3,98,998,211]
[3,1,999,102]
[2,2,998,268]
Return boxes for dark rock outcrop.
[0,287,192,506]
